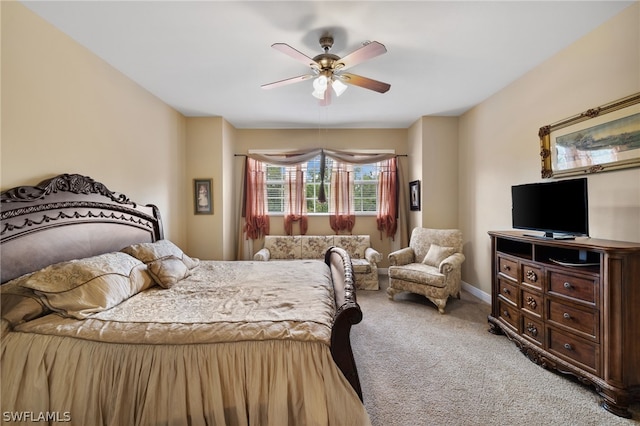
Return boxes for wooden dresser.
[487,231,640,418]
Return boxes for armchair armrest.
[364,247,383,264]
[253,248,271,261]
[388,247,415,266]
[439,253,465,273]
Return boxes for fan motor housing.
[313,53,341,71]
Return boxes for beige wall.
[458,2,640,296]
[407,119,423,231]
[185,117,222,259]
[420,116,459,229]
[222,120,238,260]
[406,117,459,231]
[184,117,238,260]
[1,2,188,247]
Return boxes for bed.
[0,173,368,425]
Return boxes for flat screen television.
[511,178,589,239]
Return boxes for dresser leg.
[487,316,504,335]
[600,394,632,419]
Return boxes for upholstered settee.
[254,235,382,290]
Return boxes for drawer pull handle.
[526,270,538,282]
[563,343,573,351]
[502,287,510,294]
[503,265,511,271]
[526,297,537,309]
[526,323,538,337]
[503,310,510,318]
[563,282,572,289]
[563,312,571,320]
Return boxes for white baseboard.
[461,280,491,304]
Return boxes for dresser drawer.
[498,256,518,281]
[548,299,598,340]
[548,328,599,374]
[548,271,597,304]
[498,298,519,331]
[521,263,543,289]
[522,315,543,346]
[521,288,543,318]
[498,278,518,305]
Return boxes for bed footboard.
[324,246,364,401]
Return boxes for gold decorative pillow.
[1,273,50,328]
[121,239,200,270]
[20,252,154,319]
[422,244,456,267]
[147,256,191,289]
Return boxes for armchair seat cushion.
[389,263,446,288]
[351,258,372,274]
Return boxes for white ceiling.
[21,1,634,129]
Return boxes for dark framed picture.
[409,180,421,211]
[194,178,213,215]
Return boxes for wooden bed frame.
[1,173,363,400]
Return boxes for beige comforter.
[1,260,370,426]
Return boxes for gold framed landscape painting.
[539,93,640,178]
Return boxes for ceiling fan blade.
[337,41,387,71]
[271,43,319,68]
[261,74,313,90]
[339,73,391,93]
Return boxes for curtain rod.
[235,153,408,157]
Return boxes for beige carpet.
[351,276,639,426]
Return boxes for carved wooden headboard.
[1,174,163,283]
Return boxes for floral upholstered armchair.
[387,228,465,314]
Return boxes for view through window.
[265,155,380,214]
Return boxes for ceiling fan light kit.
[262,35,391,106]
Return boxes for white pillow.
[121,239,200,270]
[147,256,191,289]
[20,252,153,319]
[1,273,50,328]
[422,244,456,267]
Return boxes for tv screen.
[511,178,589,239]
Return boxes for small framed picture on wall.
[409,180,421,211]
[194,178,213,215]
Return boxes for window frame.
[263,155,382,216]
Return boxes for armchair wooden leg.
[429,297,448,314]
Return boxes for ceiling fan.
[261,35,391,106]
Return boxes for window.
[264,155,381,214]
[265,164,285,212]
[354,163,378,213]
[304,156,329,213]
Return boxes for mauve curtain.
[376,157,398,239]
[243,158,270,239]
[329,161,355,234]
[244,148,399,237]
[284,164,308,235]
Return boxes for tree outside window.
[265,155,381,214]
